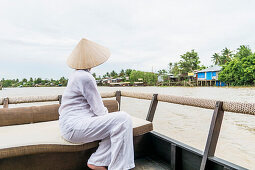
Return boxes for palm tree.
[119,69,125,77]
[222,48,232,60]
[168,62,173,73]
[110,70,118,78]
[220,48,233,65]
[212,53,221,65]
[106,72,110,77]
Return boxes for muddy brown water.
[1,86,255,169]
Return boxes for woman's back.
[58,69,97,132]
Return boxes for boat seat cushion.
[0,116,153,159]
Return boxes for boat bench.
[0,100,153,160]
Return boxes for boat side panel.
[148,131,247,170]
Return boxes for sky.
[0,0,255,80]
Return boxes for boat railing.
[0,92,116,108]
[0,90,254,170]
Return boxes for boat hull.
[0,131,246,170]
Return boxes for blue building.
[197,65,226,86]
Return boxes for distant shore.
[1,85,255,89]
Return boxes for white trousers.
[63,111,135,170]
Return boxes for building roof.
[198,65,222,73]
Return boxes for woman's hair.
[76,68,91,71]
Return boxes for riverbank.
[1,85,255,89]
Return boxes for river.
[1,86,255,169]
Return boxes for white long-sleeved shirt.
[58,69,108,135]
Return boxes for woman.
[58,38,135,170]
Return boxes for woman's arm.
[79,73,108,116]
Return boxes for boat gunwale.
[149,131,248,170]
[1,91,254,115]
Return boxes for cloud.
[0,0,255,79]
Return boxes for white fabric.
[59,69,135,170]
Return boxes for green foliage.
[219,46,255,85]
[168,50,203,76]
[235,45,252,59]
[119,69,125,77]
[1,79,14,87]
[130,70,157,85]
[157,69,167,75]
[178,50,201,74]
[212,47,233,65]
[105,72,110,77]
[92,73,96,78]
[171,63,180,76]
[0,77,69,88]
[101,69,133,80]
[110,70,118,78]
[168,62,173,73]
[212,53,221,65]
[59,77,68,86]
[125,69,133,76]
[199,65,207,70]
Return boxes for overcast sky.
[0,0,254,79]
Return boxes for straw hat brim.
[67,38,110,69]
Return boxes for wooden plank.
[146,94,158,122]
[3,98,9,108]
[200,101,224,170]
[116,90,121,111]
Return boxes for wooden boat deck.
[134,156,170,170]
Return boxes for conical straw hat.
[67,38,110,69]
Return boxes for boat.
[0,90,252,170]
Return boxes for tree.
[171,63,180,76]
[59,77,68,86]
[179,49,201,74]
[157,69,167,75]
[235,45,252,59]
[125,69,133,77]
[212,48,233,66]
[212,53,221,65]
[199,65,207,70]
[106,72,110,77]
[220,48,233,65]
[2,79,13,87]
[130,70,157,85]
[34,78,42,84]
[110,70,118,78]
[168,62,173,73]
[92,73,96,78]
[219,46,255,85]
[119,69,125,77]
